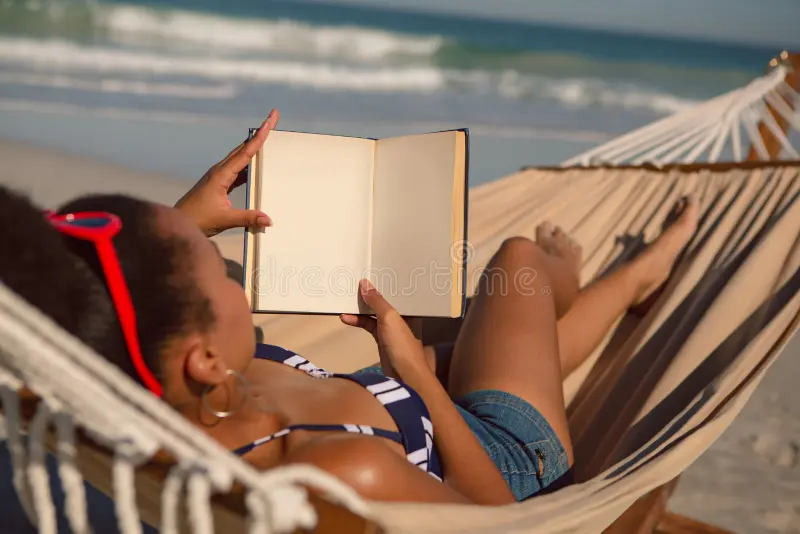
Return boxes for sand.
[0,138,190,208]
[1,139,798,533]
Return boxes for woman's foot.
[630,198,699,306]
[536,221,583,299]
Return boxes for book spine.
[366,142,376,282]
[242,128,258,291]
[462,128,470,318]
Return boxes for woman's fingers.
[220,109,280,183]
[340,314,378,338]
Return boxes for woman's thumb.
[359,279,393,317]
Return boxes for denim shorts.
[352,366,570,501]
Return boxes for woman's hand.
[340,280,429,383]
[175,109,279,237]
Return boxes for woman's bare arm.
[398,365,516,505]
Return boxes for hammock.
[2,55,799,534]
[562,51,800,166]
[2,160,799,533]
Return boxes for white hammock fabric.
[563,56,799,166]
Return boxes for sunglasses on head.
[47,211,163,397]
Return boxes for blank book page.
[254,131,374,313]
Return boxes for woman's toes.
[554,226,571,248]
[536,221,554,245]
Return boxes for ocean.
[0,0,780,185]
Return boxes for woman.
[49,110,697,505]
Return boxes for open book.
[243,128,468,317]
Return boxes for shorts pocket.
[525,439,564,488]
[457,389,571,500]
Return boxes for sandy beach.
[0,138,190,208]
[1,138,797,533]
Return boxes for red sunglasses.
[47,211,163,397]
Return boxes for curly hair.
[0,186,126,365]
[57,194,216,384]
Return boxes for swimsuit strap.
[234,423,403,456]
[254,343,332,378]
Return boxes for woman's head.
[57,195,256,405]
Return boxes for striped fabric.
[236,344,443,481]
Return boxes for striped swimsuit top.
[233,343,443,481]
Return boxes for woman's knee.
[498,236,546,261]
[496,237,552,275]
[480,237,553,296]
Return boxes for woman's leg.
[549,201,698,377]
[445,200,698,463]
[446,236,576,460]
[420,226,579,388]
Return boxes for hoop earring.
[201,369,249,419]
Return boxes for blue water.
[0,0,780,182]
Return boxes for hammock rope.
[54,411,93,534]
[28,401,57,534]
[159,467,184,534]
[563,64,798,166]
[246,491,270,534]
[187,470,213,534]
[113,441,146,534]
[0,381,37,527]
